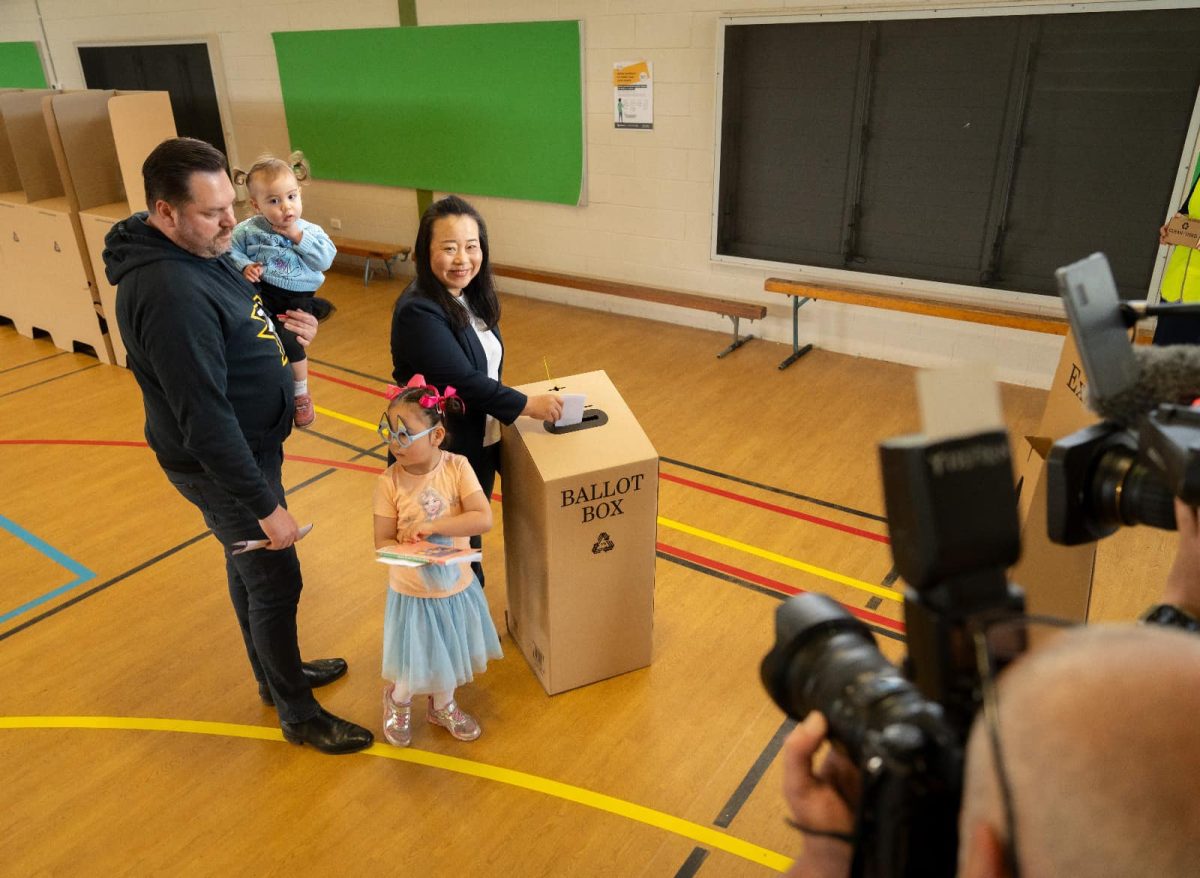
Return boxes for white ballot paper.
[555,393,586,427]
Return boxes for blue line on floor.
[0,514,96,624]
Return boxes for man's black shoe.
[259,657,348,705]
[280,708,374,754]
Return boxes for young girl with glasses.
[373,376,503,746]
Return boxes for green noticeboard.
[274,22,584,205]
[0,42,48,89]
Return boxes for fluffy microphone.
[1087,345,1200,427]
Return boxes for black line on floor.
[0,363,101,398]
[881,566,900,587]
[301,426,388,462]
[660,456,886,523]
[0,531,212,643]
[307,356,390,384]
[0,469,338,643]
[715,717,796,828]
[671,847,710,878]
[655,551,903,644]
[0,352,67,374]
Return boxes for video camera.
[1047,253,1200,544]
[761,252,1200,876]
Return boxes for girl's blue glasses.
[378,414,436,447]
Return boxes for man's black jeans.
[164,448,319,724]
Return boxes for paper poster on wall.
[613,60,652,130]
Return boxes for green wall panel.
[0,42,47,89]
[274,22,583,205]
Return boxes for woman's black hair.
[410,195,500,331]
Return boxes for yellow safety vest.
[1161,177,1200,302]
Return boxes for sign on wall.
[613,60,652,129]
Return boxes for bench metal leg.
[778,295,813,370]
[384,254,399,279]
[716,315,754,358]
[362,256,372,286]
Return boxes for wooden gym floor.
[0,266,1170,875]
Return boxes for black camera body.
[762,429,1024,877]
[1047,253,1200,544]
[761,252,1200,875]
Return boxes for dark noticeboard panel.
[273,22,585,206]
[718,9,1200,299]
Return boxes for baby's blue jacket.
[229,215,336,292]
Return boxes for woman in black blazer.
[391,195,562,585]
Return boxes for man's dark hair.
[411,194,500,331]
[142,137,229,211]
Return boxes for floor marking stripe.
[284,454,384,475]
[660,472,889,544]
[308,368,389,397]
[0,716,791,872]
[661,456,887,523]
[656,543,905,635]
[0,515,96,624]
[657,517,902,603]
[310,405,378,432]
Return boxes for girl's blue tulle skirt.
[381,580,503,695]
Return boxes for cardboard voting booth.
[1009,332,1099,621]
[500,370,658,694]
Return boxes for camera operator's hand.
[1164,499,1200,618]
[782,711,858,878]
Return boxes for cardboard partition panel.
[108,92,176,214]
[1009,332,1099,620]
[0,89,22,193]
[47,90,122,212]
[79,203,128,366]
[0,89,62,202]
[501,370,658,694]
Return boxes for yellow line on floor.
[657,517,902,603]
[312,404,378,431]
[0,715,791,872]
[318,402,898,604]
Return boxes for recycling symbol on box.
[592,532,614,554]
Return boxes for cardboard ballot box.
[500,370,658,694]
[1009,332,1098,621]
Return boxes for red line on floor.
[0,439,147,448]
[660,471,889,544]
[308,369,389,397]
[0,440,389,476]
[656,542,905,635]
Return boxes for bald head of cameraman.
[784,499,1200,878]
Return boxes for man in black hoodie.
[105,137,372,754]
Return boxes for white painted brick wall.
[3,0,1150,388]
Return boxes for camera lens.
[762,594,942,765]
[1090,448,1177,532]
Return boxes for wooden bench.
[764,277,1070,370]
[330,236,411,285]
[492,263,767,358]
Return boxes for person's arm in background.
[1163,499,1200,618]
[391,295,560,423]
